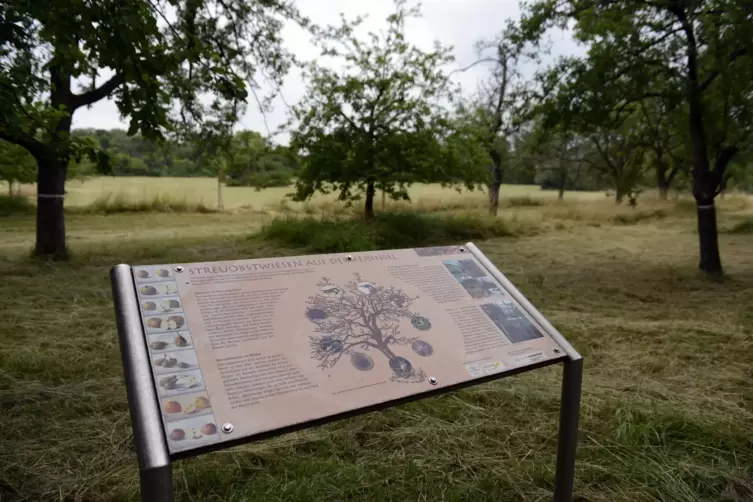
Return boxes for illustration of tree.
[305,273,434,383]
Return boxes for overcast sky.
[71,0,578,143]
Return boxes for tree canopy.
[289,0,487,218]
[1,0,303,257]
[520,0,753,273]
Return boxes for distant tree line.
[0,130,300,192]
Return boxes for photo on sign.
[443,259,504,300]
[156,369,206,397]
[305,274,433,383]
[480,301,544,344]
[161,390,213,422]
[414,246,462,257]
[133,266,174,283]
[137,281,179,299]
[144,313,187,332]
[151,350,199,375]
[141,297,183,314]
[147,331,193,354]
[166,414,221,452]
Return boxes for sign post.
[111,243,582,502]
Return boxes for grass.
[261,212,521,253]
[17,176,608,211]
[70,193,216,214]
[728,218,753,234]
[0,194,35,216]
[1,181,753,501]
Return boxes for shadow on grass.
[259,212,523,253]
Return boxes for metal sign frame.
[111,242,583,502]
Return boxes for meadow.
[2,177,753,501]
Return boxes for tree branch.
[699,48,748,92]
[72,74,125,109]
[0,128,46,159]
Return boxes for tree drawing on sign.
[305,273,434,383]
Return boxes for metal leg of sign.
[111,265,175,502]
[553,357,583,502]
[140,465,174,502]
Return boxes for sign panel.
[130,246,564,455]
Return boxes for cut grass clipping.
[261,212,518,253]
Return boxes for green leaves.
[289,1,476,215]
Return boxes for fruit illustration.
[137,270,150,279]
[177,361,191,369]
[150,341,169,350]
[157,268,170,278]
[169,428,185,441]
[143,301,157,311]
[194,396,210,409]
[201,423,217,435]
[155,354,178,368]
[192,430,202,439]
[163,400,182,413]
[166,316,185,330]
[140,285,157,296]
[184,404,197,414]
[159,375,178,390]
[175,335,189,347]
[147,318,163,329]
[159,299,181,312]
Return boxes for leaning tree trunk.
[35,157,68,259]
[364,179,376,219]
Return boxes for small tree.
[589,128,648,204]
[289,0,486,218]
[305,274,434,383]
[0,140,36,195]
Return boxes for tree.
[0,0,302,257]
[289,0,486,218]
[526,128,589,199]
[0,140,36,195]
[521,0,753,273]
[463,23,532,215]
[589,126,648,204]
[305,274,434,383]
[636,100,690,199]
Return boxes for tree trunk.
[659,184,669,200]
[697,201,722,275]
[365,180,375,219]
[615,186,624,204]
[381,190,386,211]
[217,175,224,210]
[656,153,669,200]
[557,162,566,200]
[7,181,13,196]
[377,344,397,360]
[488,154,502,216]
[35,157,68,259]
[680,12,723,275]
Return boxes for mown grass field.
[2,179,753,501]
[19,176,607,209]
